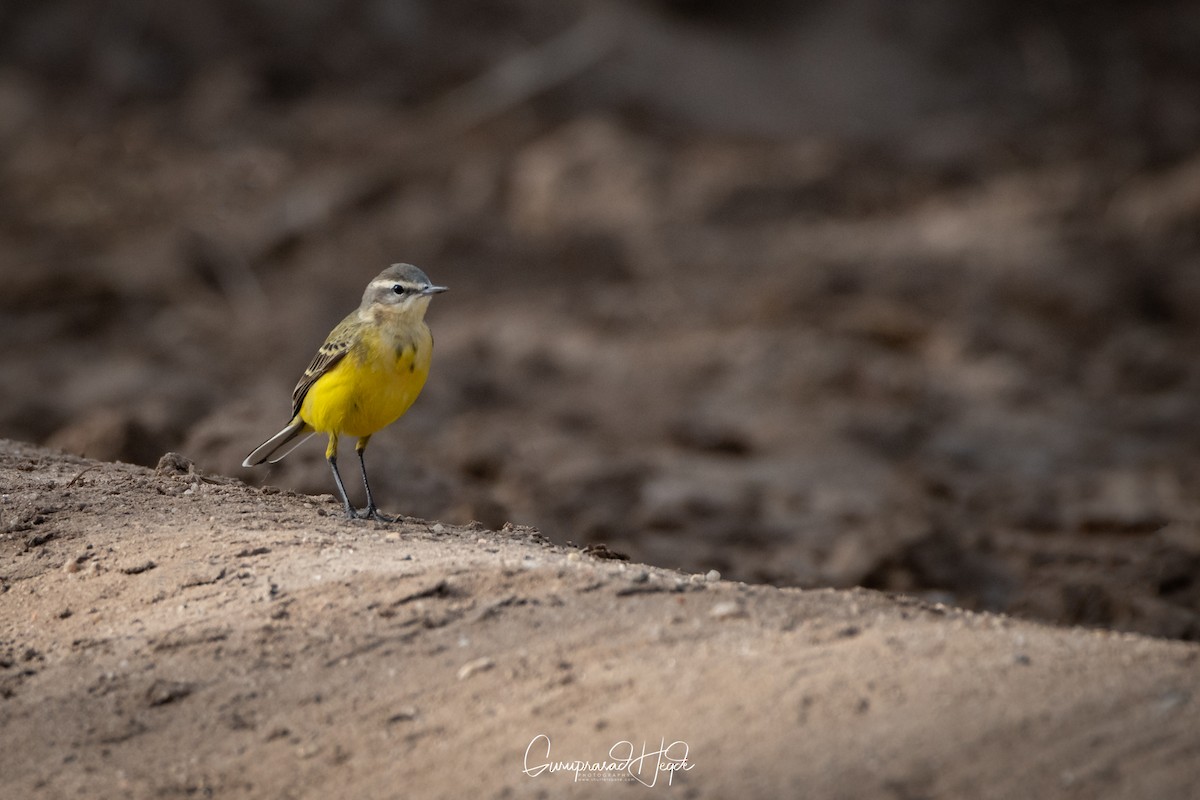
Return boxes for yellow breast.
[300,323,433,438]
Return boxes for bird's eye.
[392,284,405,295]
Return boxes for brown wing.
[290,314,357,418]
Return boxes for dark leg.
[327,454,358,519]
[324,433,358,519]
[356,438,395,522]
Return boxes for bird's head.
[360,263,447,319]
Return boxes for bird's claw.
[363,505,397,523]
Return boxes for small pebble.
[296,743,322,759]
[386,707,418,724]
[457,657,495,681]
[709,601,746,620]
[705,569,721,583]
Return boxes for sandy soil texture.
[2,441,1198,799]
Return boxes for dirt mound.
[2,441,1197,798]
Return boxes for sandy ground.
[2,439,1198,799]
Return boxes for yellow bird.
[243,263,446,520]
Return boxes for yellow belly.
[300,327,433,438]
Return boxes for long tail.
[242,418,314,467]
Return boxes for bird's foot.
[362,505,397,523]
[336,502,395,522]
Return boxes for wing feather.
[291,315,358,417]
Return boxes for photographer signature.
[524,734,694,786]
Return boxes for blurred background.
[3,0,1200,639]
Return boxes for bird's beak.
[422,285,448,295]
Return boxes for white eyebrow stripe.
[369,279,418,290]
